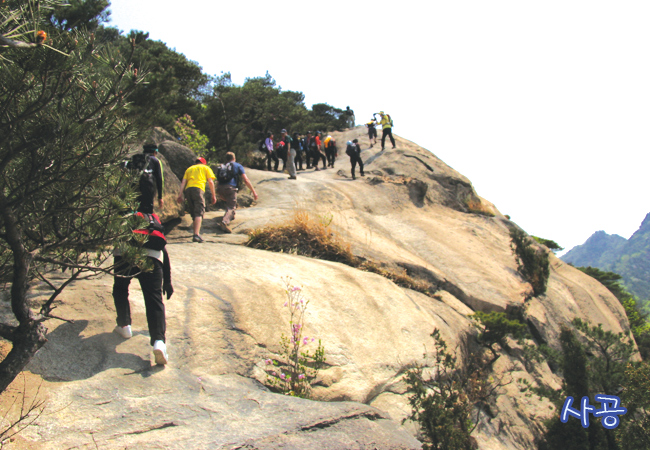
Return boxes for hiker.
[292,132,304,171]
[276,137,288,171]
[177,157,216,243]
[346,139,364,180]
[216,152,258,233]
[366,117,378,148]
[312,131,326,171]
[279,129,296,179]
[377,111,396,150]
[136,143,165,214]
[264,132,279,171]
[324,135,337,168]
[112,211,173,365]
[304,131,313,169]
[345,106,355,128]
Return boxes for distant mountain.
[562,213,650,301]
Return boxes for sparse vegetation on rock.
[510,227,550,297]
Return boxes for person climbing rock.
[346,139,364,180]
[216,152,258,233]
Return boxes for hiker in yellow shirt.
[177,157,216,243]
[377,111,396,150]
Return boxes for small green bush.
[509,227,550,297]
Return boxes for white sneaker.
[153,340,168,365]
[113,325,132,339]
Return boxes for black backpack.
[126,153,155,199]
[217,162,236,185]
[346,143,356,157]
[258,139,267,152]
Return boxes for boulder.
[154,152,183,223]
[158,140,198,182]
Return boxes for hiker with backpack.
[279,129,297,179]
[324,135,337,168]
[311,131,327,171]
[264,131,279,171]
[303,131,313,169]
[177,157,216,243]
[377,111,396,150]
[133,143,164,214]
[216,152,258,233]
[346,139,364,180]
[292,132,304,171]
[112,211,173,365]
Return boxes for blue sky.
[108,0,650,254]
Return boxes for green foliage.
[617,361,650,449]
[403,329,478,450]
[94,26,210,131]
[532,236,564,252]
[578,266,650,360]
[173,114,211,155]
[471,311,526,360]
[0,1,149,391]
[46,0,110,31]
[536,321,639,449]
[509,227,550,297]
[262,278,325,398]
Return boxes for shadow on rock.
[28,320,154,382]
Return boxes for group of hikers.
[260,111,394,181]
[112,109,394,365]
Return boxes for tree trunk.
[0,203,48,392]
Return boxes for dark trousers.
[326,148,336,167]
[294,150,304,170]
[382,128,396,149]
[312,151,326,169]
[350,154,364,178]
[113,256,165,345]
[266,150,279,171]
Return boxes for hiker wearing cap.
[138,144,165,214]
[264,131,279,171]
[292,132,304,171]
[377,111,396,150]
[216,152,258,233]
[346,139,364,180]
[177,157,216,243]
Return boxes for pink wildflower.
[265,359,272,365]
[298,374,305,380]
[303,337,309,345]
[280,373,286,380]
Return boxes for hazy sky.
[108,0,650,254]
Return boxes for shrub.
[509,227,550,297]
[262,277,325,398]
[532,236,563,253]
[471,311,527,362]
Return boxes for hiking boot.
[192,235,204,243]
[288,176,297,180]
[153,340,168,365]
[314,167,320,171]
[360,172,365,177]
[114,325,132,339]
[352,174,356,180]
[220,222,232,233]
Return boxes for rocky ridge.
[0,127,632,449]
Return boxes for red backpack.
[133,212,166,251]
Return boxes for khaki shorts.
[185,187,205,219]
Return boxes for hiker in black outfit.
[304,131,313,169]
[137,144,165,214]
[292,132,303,171]
[346,139,364,180]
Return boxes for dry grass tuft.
[463,196,495,217]
[247,211,439,298]
[246,211,357,266]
